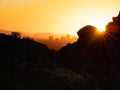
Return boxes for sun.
[96,26,106,32]
[96,24,106,32]
[90,20,106,32]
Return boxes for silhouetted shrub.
[10,32,21,38]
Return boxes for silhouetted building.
[72,36,77,42]
[48,36,54,41]
[55,38,59,41]
[66,34,71,41]
[61,36,65,41]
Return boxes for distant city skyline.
[48,34,77,42]
[41,34,77,50]
[0,29,77,40]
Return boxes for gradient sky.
[0,0,120,35]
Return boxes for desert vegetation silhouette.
[0,12,120,89]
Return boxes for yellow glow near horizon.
[0,0,120,36]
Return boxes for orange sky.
[0,0,120,35]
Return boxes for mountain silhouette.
[1,12,120,89]
[0,33,100,89]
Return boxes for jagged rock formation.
[59,12,120,89]
[59,11,120,68]
[106,11,120,35]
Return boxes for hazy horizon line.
[0,29,77,36]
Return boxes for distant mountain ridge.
[0,29,71,40]
[0,29,11,34]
